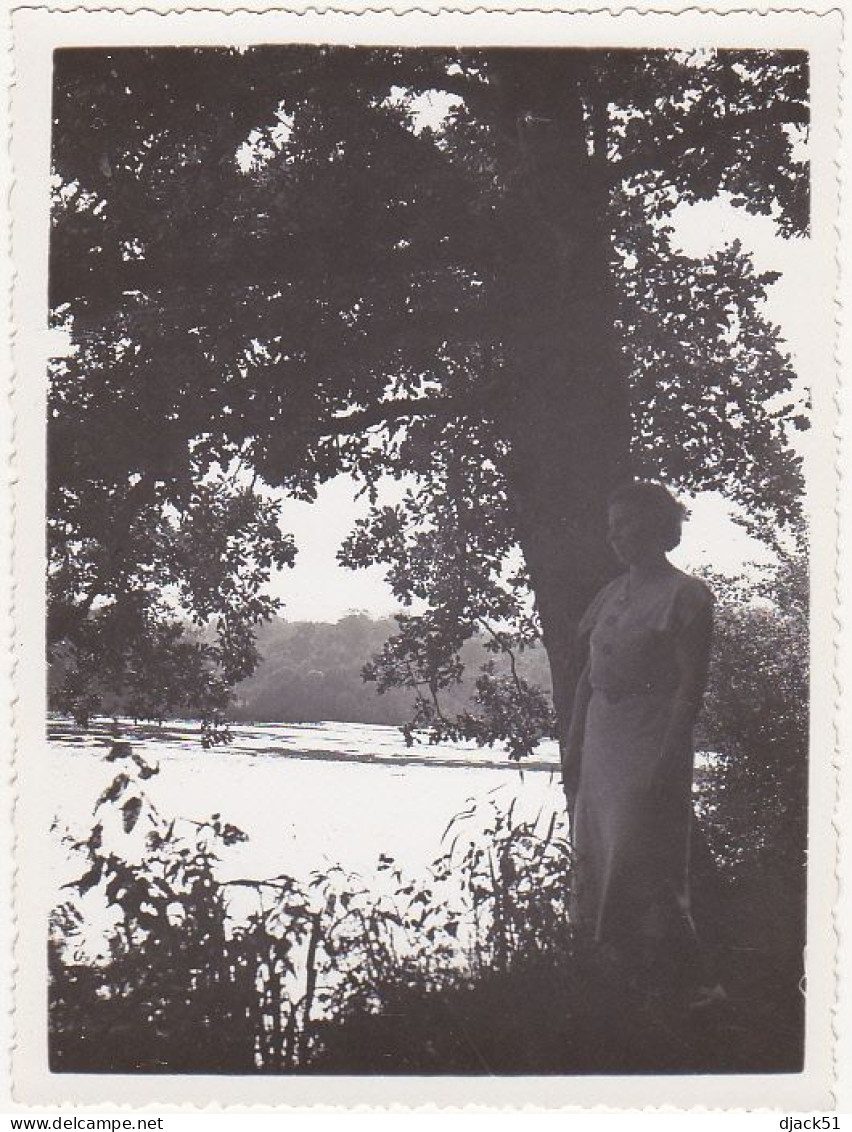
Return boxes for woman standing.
[563,481,725,1008]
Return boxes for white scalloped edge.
[3,0,846,1114]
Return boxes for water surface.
[49,718,565,891]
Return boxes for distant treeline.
[232,614,552,725]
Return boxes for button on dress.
[570,567,714,946]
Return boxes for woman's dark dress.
[571,567,714,947]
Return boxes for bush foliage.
[696,549,808,883]
[50,746,572,1073]
[50,556,808,1074]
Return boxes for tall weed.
[50,747,572,1072]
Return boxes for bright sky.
[268,198,817,621]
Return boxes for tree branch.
[607,103,808,188]
[321,384,505,437]
[476,618,524,696]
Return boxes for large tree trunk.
[493,51,632,750]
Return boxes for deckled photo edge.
[7,1,845,1111]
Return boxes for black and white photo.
[8,2,842,1110]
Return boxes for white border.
[7,0,844,1110]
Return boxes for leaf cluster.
[50,741,572,1071]
[48,46,810,744]
[695,547,808,883]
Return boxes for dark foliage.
[49,754,804,1076]
[50,558,808,1077]
[48,46,809,752]
[309,951,803,1076]
[697,548,808,876]
[694,545,809,965]
[50,757,574,1073]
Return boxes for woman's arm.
[563,582,609,812]
[651,599,714,794]
[563,657,592,810]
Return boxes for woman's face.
[607,502,666,565]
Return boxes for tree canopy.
[48,45,809,750]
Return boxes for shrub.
[696,549,808,882]
[49,553,809,1073]
[50,750,573,1072]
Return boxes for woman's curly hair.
[607,481,689,552]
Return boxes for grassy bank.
[49,744,804,1075]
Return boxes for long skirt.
[570,688,695,947]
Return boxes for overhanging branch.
[326,395,467,435]
[322,377,511,437]
[607,104,808,189]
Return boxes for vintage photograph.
[8,2,842,1109]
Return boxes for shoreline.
[47,716,562,774]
